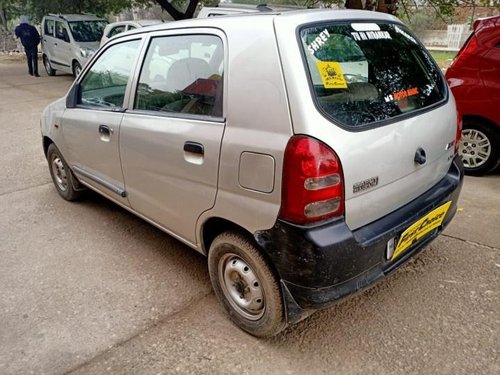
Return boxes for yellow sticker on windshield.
[316,61,347,89]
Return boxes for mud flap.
[280,280,314,325]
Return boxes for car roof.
[105,19,162,28]
[473,15,500,34]
[134,19,164,26]
[45,14,106,22]
[119,8,399,38]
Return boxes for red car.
[446,16,500,175]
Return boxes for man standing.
[15,16,40,77]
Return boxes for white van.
[41,14,108,77]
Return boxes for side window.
[44,19,54,36]
[55,21,69,42]
[109,25,126,38]
[79,39,141,109]
[134,34,223,118]
[128,25,137,31]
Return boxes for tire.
[72,61,82,78]
[47,144,84,201]
[460,120,500,176]
[208,232,287,337]
[43,55,56,76]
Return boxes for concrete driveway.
[0,61,498,375]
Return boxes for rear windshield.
[300,22,446,128]
[69,20,108,42]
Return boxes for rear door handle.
[99,125,113,136]
[184,142,204,155]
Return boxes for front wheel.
[460,120,500,176]
[72,61,82,78]
[47,144,84,201]
[208,232,287,337]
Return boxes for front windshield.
[69,20,108,42]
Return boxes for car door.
[42,18,56,62]
[120,31,226,244]
[62,38,143,205]
[52,20,73,71]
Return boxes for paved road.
[0,61,498,375]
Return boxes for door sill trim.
[72,166,127,198]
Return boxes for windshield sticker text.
[384,87,419,102]
[307,29,330,55]
[394,25,417,44]
[351,31,392,41]
[316,61,347,89]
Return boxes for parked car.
[41,10,464,337]
[446,16,500,176]
[197,3,302,17]
[41,14,108,77]
[100,19,163,45]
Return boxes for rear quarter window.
[300,22,446,128]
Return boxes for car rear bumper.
[254,155,464,324]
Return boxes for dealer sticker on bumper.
[391,201,452,261]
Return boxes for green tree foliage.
[1,0,498,29]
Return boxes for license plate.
[391,201,452,261]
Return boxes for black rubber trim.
[50,58,70,68]
[72,166,127,198]
[255,156,464,320]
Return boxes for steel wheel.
[218,253,265,321]
[460,128,491,169]
[47,144,84,201]
[51,155,69,192]
[208,232,286,337]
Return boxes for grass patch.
[429,50,457,70]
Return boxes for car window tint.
[134,34,223,118]
[79,39,141,109]
[55,21,68,41]
[109,25,126,38]
[44,19,54,36]
[300,22,446,128]
[68,21,108,43]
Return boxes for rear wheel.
[72,61,82,78]
[460,120,500,176]
[47,144,84,201]
[43,55,56,76]
[208,232,286,337]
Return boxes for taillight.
[279,135,344,224]
[452,34,477,69]
[455,108,462,155]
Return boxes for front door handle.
[414,147,426,165]
[99,125,113,136]
[184,142,204,155]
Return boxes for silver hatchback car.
[41,9,464,337]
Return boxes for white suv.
[41,14,108,77]
[41,10,464,337]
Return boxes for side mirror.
[66,83,80,108]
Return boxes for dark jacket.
[15,23,40,50]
